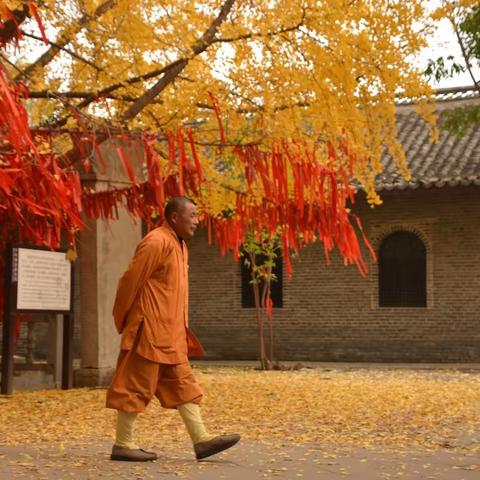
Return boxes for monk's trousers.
[106,347,203,412]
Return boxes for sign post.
[1,246,14,395]
[62,313,74,389]
[1,246,73,394]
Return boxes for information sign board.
[15,247,72,312]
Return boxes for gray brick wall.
[188,186,480,362]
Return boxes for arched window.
[379,231,427,307]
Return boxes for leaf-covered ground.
[1,367,480,479]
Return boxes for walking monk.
[106,196,240,461]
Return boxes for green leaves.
[241,229,280,285]
[442,104,480,137]
[423,56,465,84]
[425,6,480,137]
[459,6,480,65]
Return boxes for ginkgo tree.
[0,0,443,363]
[3,0,438,244]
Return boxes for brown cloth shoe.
[194,434,241,460]
[110,445,158,462]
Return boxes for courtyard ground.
[1,365,479,479]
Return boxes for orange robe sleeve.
[112,237,166,334]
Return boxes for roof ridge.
[395,85,479,106]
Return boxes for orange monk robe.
[113,222,192,364]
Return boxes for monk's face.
[171,202,199,240]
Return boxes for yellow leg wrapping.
[178,402,215,445]
[115,410,139,449]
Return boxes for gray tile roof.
[377,86,480,191]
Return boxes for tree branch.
[452,17,480,94]
[50,59,186,128]
[28,90,162,103]
[19,31,104,75]
[15,0,115,81]
[50,0,237,127]
[196,100,309,114]
[212,11,306,44]
[120,0,236,122]
[0,52,27,77]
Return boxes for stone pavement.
[2,364,480,479]
[1,439,479,480]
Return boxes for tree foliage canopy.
[5,0,437,202]
[0,0,447,278]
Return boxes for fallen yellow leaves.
[0,367,479,454]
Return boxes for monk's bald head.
[165,196,199,240]
[164,196,195,220]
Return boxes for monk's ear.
[170,211,178,224]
